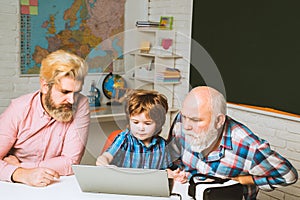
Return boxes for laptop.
[72,164,173,197]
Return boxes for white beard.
[183,122,221,155]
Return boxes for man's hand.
[167,168,188,184]
[231,175,254,185]
[4,155,21,167]
[12,167,60,187]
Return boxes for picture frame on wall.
[159,16,173,30]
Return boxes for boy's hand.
[96,152,113,166]
[167,168,188,184]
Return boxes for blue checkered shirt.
[106,129,172,169]
[170,114,298,200]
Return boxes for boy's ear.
[216,114,226,129]
[40,78,49,94]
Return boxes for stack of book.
[156,67,181,83]
[136,21,160,28]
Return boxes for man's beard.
[44,90,76,122]
[184,121,221,155]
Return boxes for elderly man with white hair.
[169,86,298,200]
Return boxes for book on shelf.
[156,77,181,83]
[163,67,180,74]
[136,20,160,28]
[155,67,181,83]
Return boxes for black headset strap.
[189,173,230,185]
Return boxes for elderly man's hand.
[167,168,188,184]
[231,175,254,185]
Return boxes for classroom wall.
[0,1,92,113]
[0,0,192,114]
[228,104,300,200]
[0,0,30,112]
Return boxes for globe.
[102,72,126,100]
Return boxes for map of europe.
[20,0,125,74]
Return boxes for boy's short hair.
[126,89,168,134]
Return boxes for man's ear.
[40,78,49,94]
[216,114,226,129]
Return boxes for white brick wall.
[228,103,300,200]
[0,0,40,113]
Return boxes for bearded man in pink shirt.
[0,50,90,187]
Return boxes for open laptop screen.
[72,165,172,197]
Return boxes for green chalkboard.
[190,0,300,115]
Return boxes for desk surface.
[0,175,192,200]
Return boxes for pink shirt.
[0,91,90,182]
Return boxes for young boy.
[96,89,171,168]
[96,89,186,182]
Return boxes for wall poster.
[20,0,125,75]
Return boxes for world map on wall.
[20,0,125,75]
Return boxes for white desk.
[0,175,192,200]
